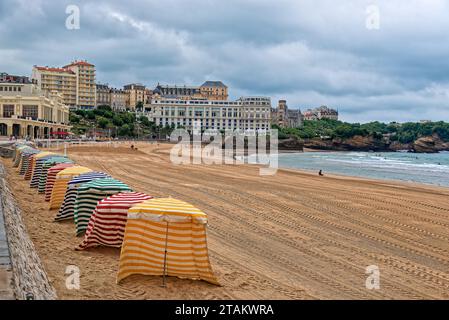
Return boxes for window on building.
[3,104,14,118]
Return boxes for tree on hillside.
[118,124,131,136]
[97,117,111,129]
[135,101,144,112]
[112,115,124,126]
[86,110,96,120]
[97,105,112,112]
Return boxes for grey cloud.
[1,0,449,122]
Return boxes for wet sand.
[2,142,449,299]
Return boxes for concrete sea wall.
[0,162,57,300]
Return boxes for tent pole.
[162,221,169,287]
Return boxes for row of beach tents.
[11,143,219,286]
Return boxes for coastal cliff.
[412,135,449,153]
[278,137,304,151]
[304,134,449,153]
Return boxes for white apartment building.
[142,96,271,132]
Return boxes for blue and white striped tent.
[55,171,111,222]
[30,155,68,188]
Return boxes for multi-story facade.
[1,72,34,84]
[96,83,111,107]
[153,84,203,100]
[0,74,70,138]
[142,96,271,132]
[303,105,338,121]
[124,83,146,110]
[199,81,228,100]
[144,88,153,104]
[152,81,228,101]
[32,66,77,107]
[32,60,96,110]
[63,61,96,109]
[271,100,303,128]
[110,88,127,111]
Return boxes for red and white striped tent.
[44,163,76,201]
[76,192,152,250]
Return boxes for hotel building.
[303,105,338,121]
[0,73,70,138]
[31,66,77,107]
[110,88,127,111]
[152,81,228,101]
[32,60,96,110]
[142,96,271,132]
[200,81,228,100]
[96,83,111,107]
[124,83,146,110]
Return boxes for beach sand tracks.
[2,143,449,299]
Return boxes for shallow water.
[248,151,449,187]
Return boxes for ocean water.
[248,151,449,187]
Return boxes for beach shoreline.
[2,142,449,299]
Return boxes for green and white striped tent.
[74,178,132,236]
[55,171,110,222]
[37,157,75,193]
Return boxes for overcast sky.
[1,0,449,122]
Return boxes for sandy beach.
[2,142,449,299]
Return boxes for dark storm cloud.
[1,0,449,122]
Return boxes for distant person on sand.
[131,144,134,150]
[318,170,324,176]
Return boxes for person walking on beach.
[318,169,324,176]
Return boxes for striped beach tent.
[19,149,40,175]
[44,163,76,201]
[116,198,219,285]
[74,178,132,236]
[12,144,23,162]
[13,145,32,167]
[38,157,75,193]
[30,154,66,188]
[55,171,111,222]
[76,192,152,250]
[49,166,93,209]
[25,152,55,180]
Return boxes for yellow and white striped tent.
[49,166,92,210]
[117,198,219,285]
